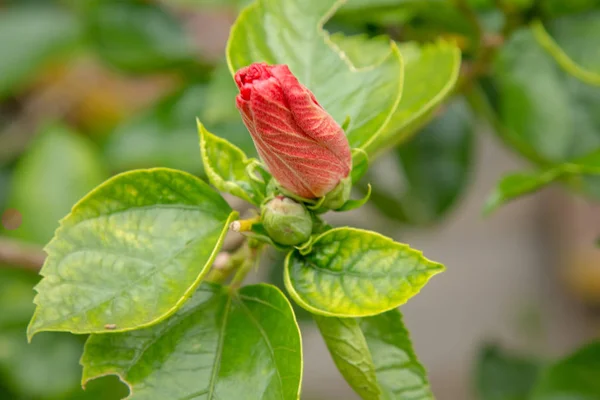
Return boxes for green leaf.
[227,0,404,152]
[198,121,264,205]
[360,309,433,400]
[494,28,600,163]
[0,6,80,98]
[81,283,303,400]
[326,36,461,156]
[7,124,107,245]
[351,148,369,184]
[284,227,444,317]
[84,0,195,73]
[531,13,600,87]
[314,315,380,400]
[104,83,254,174]
[540,0,600,17]
[531,340,600,400]
[0,268,102,399]
[484,150,600,214]
[367,41,461,155]
[28,168,237,338]
[475,344,541,400]
[368,98,474,225]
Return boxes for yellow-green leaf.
[28,169,236,338]
[284,228,444,317]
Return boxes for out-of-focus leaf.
[540,0,600,17]
[82,283,303,400]
[104,83,254,174]
[0,268,129,400]
[368,98,474,225]
[84,0,195,73]
[485,150,600,214]
[531,12,600,87]
[329,37,461,155]
[334,0,478,38]
[360,309,434,399]
[227,0,404,153]
[0,6,80,98]
[531,340,600,400]
[475,344,542,400]
[485,27,600,210]
[494,28,600,164]
[6,124,107,245]
[0,269,79,398]
[28,169,236,337]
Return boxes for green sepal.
[337,184,372,212]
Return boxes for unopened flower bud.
[261,196,312,246]
[235,62,352,200]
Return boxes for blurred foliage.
[1,0,600,398]
[475,344,542,400]
[475,342,600,400]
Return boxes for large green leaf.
[540,0,600,17]
[0,6,80,98]
[314,316,380,400]
[334,0,478,37]
[7,124,107,245]
[199,122,265,205]
[227,0,404,152]
[285,228,444,317]
[103,83,254,174]
[494,28,600,164]
[366,42,461,155]
[28,168,236,338]
[0,269,79,398]
[484,150,600,214]
[82,283,303,400]
[368,98,474,225]
[84,0,195,73]
[475,344,542,400]
[531,340,600,400]
[0,268,128,400]
[531,12,600,87]
[360,310,433,400]
[546,11,600,74]
[327,36,461,155]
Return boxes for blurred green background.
[1,0,600,399]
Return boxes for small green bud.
[321,176,352,210]
[261,196,313,246]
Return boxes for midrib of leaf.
[238,297,286,399]
[206,295,232,400]
[36,223,226,328]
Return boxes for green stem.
[229,245,261,291]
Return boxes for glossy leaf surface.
[82,283,303,400]
[360,309,434,399]
[285,228,444,317]
[199,121,264,205]
[227,0,404,152]
[314,315,380,400]
[28,169,236,337]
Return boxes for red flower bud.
[235,63,352,199]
